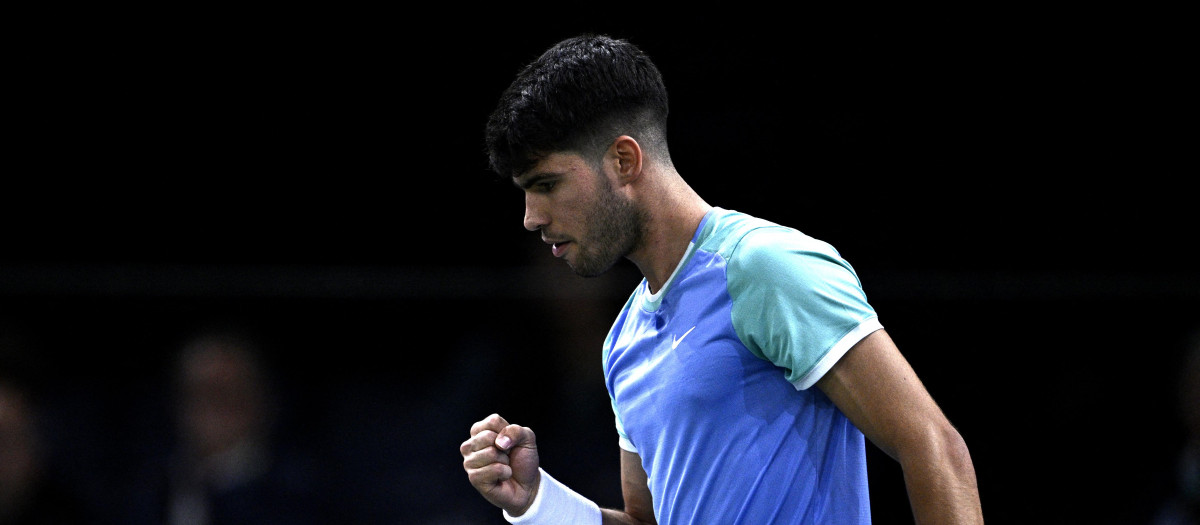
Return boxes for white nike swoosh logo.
[672,326,697,350]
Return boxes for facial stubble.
[568,176,645,278]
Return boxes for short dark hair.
[485,34,670,177]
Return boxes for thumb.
[495,423,537,452]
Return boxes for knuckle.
[488,462,512,480]
[466,430,497,449]
[463,445,506,469]
[466,468,487,485]
[472,413,507,435]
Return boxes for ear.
[608,135,643,184]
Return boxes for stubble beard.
[568,180,645,278]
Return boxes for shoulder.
[699,209,848,282]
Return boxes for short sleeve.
[727,227,881,389]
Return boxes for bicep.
[816,327,984,522]
[815,328,952,461]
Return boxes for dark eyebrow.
[513,172,559,191]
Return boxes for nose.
[523,193,547,232]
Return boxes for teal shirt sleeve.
[727,226,881,390]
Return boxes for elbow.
[900,421,977,480]
[900,423,984,523]
[938,423,973,469]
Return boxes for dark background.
[3,7,1195,524]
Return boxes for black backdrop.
[3,7,1196,524]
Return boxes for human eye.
[517,173,560,194]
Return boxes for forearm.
[900,426,983,524]
[601,508,656,525]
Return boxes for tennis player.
[461,34,983,524]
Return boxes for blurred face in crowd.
[178,341,268,459]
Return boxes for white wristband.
[503,468,601,524]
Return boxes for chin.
[569,258,618,278]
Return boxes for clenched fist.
[460,413,542,517]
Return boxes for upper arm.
[818,329,984,522]
[617,449,656,524]
[815,328,957,461]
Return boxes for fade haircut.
[485,34,670,178]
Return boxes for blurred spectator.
[1153,330,1200,524]
[123,326,323,525]
[0,377,90,525]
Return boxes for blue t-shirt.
[602,207,881,524]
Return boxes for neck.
[627,170,710,294]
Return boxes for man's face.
[515,151,641,277]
